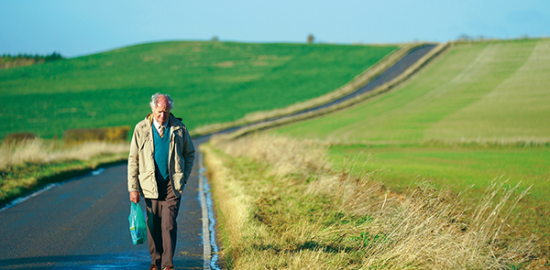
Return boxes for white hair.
[150,93,174,109]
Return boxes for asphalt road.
[0,136,209,270]
[0,45,435,270]
[291,44,436,115]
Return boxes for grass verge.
[0,139,128,207]
[202,134,538,269]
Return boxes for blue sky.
[1,0,549,57]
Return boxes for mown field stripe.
[273,39,547,144]
[425,39,550,141]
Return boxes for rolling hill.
[0,41,398,140]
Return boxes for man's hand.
[130,191,140,203]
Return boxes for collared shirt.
[152,118,169,136]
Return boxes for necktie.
[159,125,165,138]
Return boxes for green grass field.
[330,145,550,192]
[273,38,550,254]
[329,144,550,241]
[0,41,397,140]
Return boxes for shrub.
[3,133,38,145]
[307,34,315,44]
[63,126,130,145]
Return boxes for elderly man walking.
[128,93,195,270]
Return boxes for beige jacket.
[128,114,195,199]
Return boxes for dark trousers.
[145,180,181,268]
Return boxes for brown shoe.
[149,264,159,270]
[162,266,174,270]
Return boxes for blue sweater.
[153,123,170,182]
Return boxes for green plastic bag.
[129,202,147,245]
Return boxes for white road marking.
[0,183,61,213]
[199,151,220,270]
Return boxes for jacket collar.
[145,113,182,133]
[170,115,182,132]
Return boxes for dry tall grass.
[0,139,129,205]
[63,126,130,145]
[0,139,129,170]
[211,134,330,177]
[204,134,536,269]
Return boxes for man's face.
[152,96,171,124]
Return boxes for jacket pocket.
[138,171,156,196]
[172,172,184,191]
[138,170,154,181]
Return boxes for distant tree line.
[0,52,63,69]
[1,52,63,62]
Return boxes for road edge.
[198,151,221,270]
